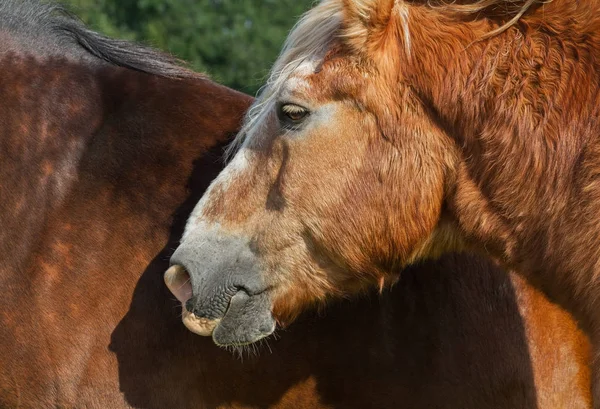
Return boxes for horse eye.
[279,103,309,123]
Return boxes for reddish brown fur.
[0,45,591,409]
[0,2,595,408]
[181,0,600,404]
[367,1,600,401]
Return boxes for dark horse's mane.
[0,0,197,78]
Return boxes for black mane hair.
[0,0,197,78]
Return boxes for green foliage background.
[61,0,315,95]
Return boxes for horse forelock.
[434,0,547,39]
[226,0,548,163]
[226,0,344,161]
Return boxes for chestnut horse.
[0,1,590,408]
[170,0,600,404]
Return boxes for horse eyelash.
[281,104,308,115]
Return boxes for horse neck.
[406,2,600,329]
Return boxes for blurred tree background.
[61,0,315,95]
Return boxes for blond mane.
[225,0,344,159]
[225,0,544,160]
[436,0,545,38]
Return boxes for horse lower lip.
[165,265,263,337]
[181,307,221,336]
[181,289,241,336]
[164,264,225,337]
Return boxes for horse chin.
[164,265,276,346]
[211,290,276,347]
[180,293,275,346]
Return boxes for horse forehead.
[282,59,320,95]
[286,56,367,103]
[295,59,319,76]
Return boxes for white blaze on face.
[297,58,318,74]
[280,59,317,100]
[182,58,320,242]
[182,148,251,241]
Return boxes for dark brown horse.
[0,1,591,408]
[169,0,600,405]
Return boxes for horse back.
[0,28,250,405]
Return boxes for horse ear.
[341,0,398,54]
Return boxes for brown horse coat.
[0,1,592,408]
[168,0,600,403]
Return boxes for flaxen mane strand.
[226,0,546,161]
[435,0,547,38]
[225,0,343,160]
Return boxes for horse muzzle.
[165,231,276,346]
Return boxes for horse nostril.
[164,265,193,303]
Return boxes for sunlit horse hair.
[227,0,543,160]
[225,0,343,159]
